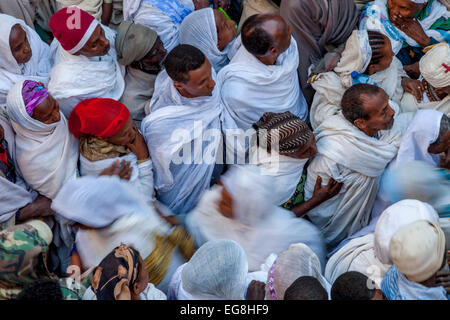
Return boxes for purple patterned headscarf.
[22,80,49,115]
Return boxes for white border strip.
[67,19,99,54]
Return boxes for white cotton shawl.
[0,111,35,223]
[400,92,450,116]
[249,146,308,205]
[218,37,308,130]
[0,14,52,106]
[48,25,125,117]
[360,0,449,54]
[123,0,195,52]
[185,165,327,272]
[180,8,235,72]
[141,69,222,214]
[304,109,410,250]
[6,80,79,199]
[310,30,406,130]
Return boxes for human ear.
[173,81,185,91]
[366,64,378,76]
[353,118,366,131]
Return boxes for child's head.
[331,271,384,300]
[16,279,63,300]
[284,276,328,300]
[365,31,394,75]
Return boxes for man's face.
[176,59,216,97]
[137,37,167,73]
[31,94,61,125]
[428,130,450,170]
[388,0,422,19]
[76,25,110,57]
[9,24,32,64]
[360,91,395,132]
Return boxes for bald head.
[241,13,292,65]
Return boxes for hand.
[152,202,180,226]
[435,269,450,293]
[403,62,421,79]
[17,195,54,222]
[99,160,133,180]
[193,0,210,10]
[312,176,343,204]
[126,125,149,161]
[246,280,266,300]
[390,15,430,48]
[401,78,424,102]
[213,0,230,11]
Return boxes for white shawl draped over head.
[0,14,52,106]
[359,0,449,54]
[123,0,195,52]
[218,37,308,130]
[141,68,222,214]
[0,110,35,223]
[48,25,125,117]
[185,165,327,271]
[310,29,406,129]
[6,80,79,199]
[51,175,171,269]
[304,108,409,250]
[180,8,236,73]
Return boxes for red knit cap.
[68,98,130,139]
[49,7,99,54]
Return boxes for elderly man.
[141,45,223,215]
[48,7,125,117]
[115,21,167,125]
[218,13,308,131]
[304,84,410,251]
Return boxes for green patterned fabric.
[281,169,307,210]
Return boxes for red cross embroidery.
[443,63,450,73]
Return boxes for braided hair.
[252,111,312,155]
[367,31,387,67]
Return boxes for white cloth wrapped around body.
[218,36,308,131]
[0,14,52,107]
[48,25,125,117]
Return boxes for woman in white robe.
[0,14,52,106]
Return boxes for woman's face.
[287,134,318,159]
[31,94,61,124]
[105,116,137,146]
[9,24,32,64]
[388,0,422,19]
[213,9,237,51]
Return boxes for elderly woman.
[68,97,154,201]
[168,240,250,300]
[186,165,327,272]
[115,21,167,124]
[180,8,238,72]
[360,0,449,76]
[82,243,167,300]
[251,111,342,212]
[0,14,52,106]
[309,29,421,130]
[401,42,450,115]
[52,175,193,294]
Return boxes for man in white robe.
[47,7,125,117]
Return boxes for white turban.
[420,42,450,88]
[389,220,446,283]
[374,199,440,265]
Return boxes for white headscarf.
[0,14,52,106]
[181,240,248,300]
[420,42,450,89]
[6,80,78,199]
[374,199,440,265]
[180,8,235,72]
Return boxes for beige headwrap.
[420,42,450,88]
[440,0,450,10]
[115,21,158,66]
[389,220,446,283]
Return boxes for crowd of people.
[0,0,449,301]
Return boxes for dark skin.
[428,130,450,170]
[9,24,32,64]
[388,0,431,48]
[30,94,61,125]
[213,9,237,51]
[213,0,231,11]
[73,25,110,58]
[365,34,395,76]
[101,2,113,26]
[105,116,150,161]
[173,58,216,98]
[246,280,266,300]
[130,253,150,300]
[371,289,387,300]
[353,91,395,137]
[250,14,292,66]
[287,134,318,160]
[130,37,167,75]
[99,159,133,180]
[193,0,210,10]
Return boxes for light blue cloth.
[144,0,193,24]
[381,265,449,300]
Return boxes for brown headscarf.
[280,0,358,106]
